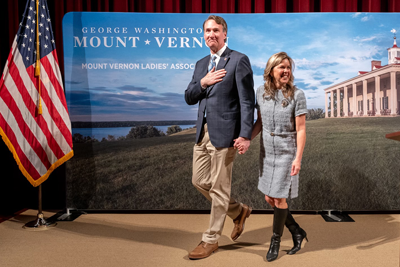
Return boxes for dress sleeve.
[294,89,308,117]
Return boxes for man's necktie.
[205,55,217,119]
[208,55,217,72]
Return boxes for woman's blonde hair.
[263,52,296,100]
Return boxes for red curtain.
[2,0,400,76]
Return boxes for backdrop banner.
[63,12,400,210]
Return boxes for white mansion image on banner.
[324,34,400,118]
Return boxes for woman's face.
[271,58,291,88]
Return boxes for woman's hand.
[291,158,301,176]
[233,137,250,154]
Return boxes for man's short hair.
[203,15,228,42]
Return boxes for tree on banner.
[0,0,73,187]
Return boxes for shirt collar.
[211,44,227,58]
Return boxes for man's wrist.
[200,79,207,90]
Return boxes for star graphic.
[145,39,151,45]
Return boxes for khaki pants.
[192,123,242,244]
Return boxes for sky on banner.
[0,0,73,186]
[63,12,400,122]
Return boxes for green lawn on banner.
[66,117,400,211]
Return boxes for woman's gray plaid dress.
[255,85,307,199]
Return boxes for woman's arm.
[251,110,262,140]
[291,114,306,176]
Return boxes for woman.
[236,52,308,262]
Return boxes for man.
[184,15,255,260]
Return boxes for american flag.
[0,0,73,187]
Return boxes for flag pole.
[23,0,56,230]
[35,0,42,115]
[23,184,57,229]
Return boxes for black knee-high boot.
[266,207,288,262]
[285,210,308,255]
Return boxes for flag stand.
[23,0,55,230]
[23,185,57,230]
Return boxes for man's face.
[204,19,226,53]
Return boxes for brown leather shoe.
[188,241,218,260]
[231,204,252,241]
